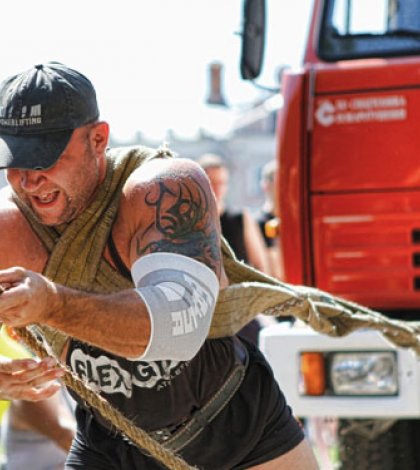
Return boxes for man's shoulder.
[107,144,175,168]
[115,155,214,237]
[124,155,207,193]
[0,186,19,216]
[0,186,30,230]
[0,187,47,270]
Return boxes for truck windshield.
[318,0,420,61]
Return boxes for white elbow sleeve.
[130,252,219,362]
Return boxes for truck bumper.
[259,322,420,418]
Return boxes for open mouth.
[33,190,60,206]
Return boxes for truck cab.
[282,0,420,310]
[241,1,420,468]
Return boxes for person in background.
[0,325,76,470]
[2,392,76,470]
[0,355,67,468]
[197,153,270,273]
[0,326,75,470]
[258,159,284,280]
[197,153,272,344]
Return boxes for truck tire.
[338,419,420,470]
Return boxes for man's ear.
[91,121,109,153]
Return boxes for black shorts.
[65,340,304,470]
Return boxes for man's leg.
[248,439,319,470]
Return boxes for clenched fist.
[0,267,58,327]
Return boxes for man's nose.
[19,170,46,191]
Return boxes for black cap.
[0,62,99,170]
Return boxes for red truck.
[240,0,420,468]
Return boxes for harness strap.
[153,336,248,453]
[107,233,131,280]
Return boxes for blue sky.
[0,0,313,141]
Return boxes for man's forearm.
[46,285,151,358]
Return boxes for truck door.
[310,0,420,312]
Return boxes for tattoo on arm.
[135,177,221,271]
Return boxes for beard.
[12,142,102,227]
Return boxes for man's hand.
[0,356,64,401]
[0,267,57,327]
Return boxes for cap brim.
[0,130,74,170]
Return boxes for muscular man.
[0,62,318,469]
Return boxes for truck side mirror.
[240,0,266,80]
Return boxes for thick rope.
[10,277,420,470]
[209,241,420,354]
[14,326,196,470]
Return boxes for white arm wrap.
[130,252,219,362]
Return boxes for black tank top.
[66,337,235,430]
[65,236,236,431]
[220,212,247,263]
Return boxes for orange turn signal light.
[300,352,326,396]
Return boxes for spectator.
[197,153,270,272]
[258,159,284,279]
[3,392,75,470]
[197,153,271,344]
[0,326,75,470]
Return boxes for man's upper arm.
[128,157,222,274]
[125,158,222,361]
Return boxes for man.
[0,326,74,469]
[197,153,274,345]
[0,62,318,469]
[257,159,284,280]
[3,390,76,470]
[197,153,270,274]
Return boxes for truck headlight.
[330,351,398,396]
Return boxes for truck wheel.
[338,419,420,470]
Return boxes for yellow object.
[264,217,280,239]
[0,325,31,359]
[0,325,31,421]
